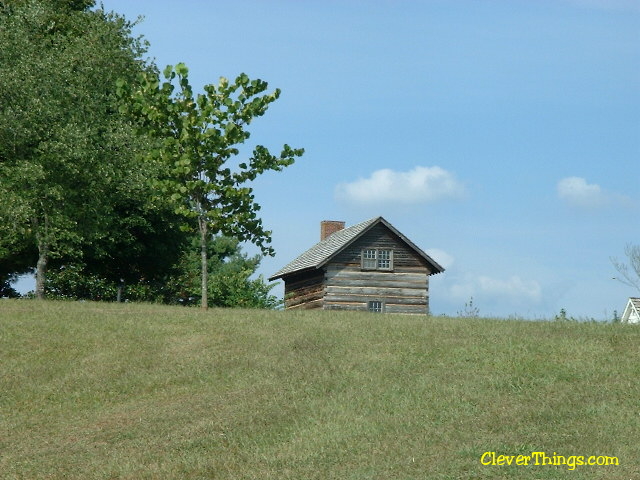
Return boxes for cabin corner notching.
[269,217,444,314]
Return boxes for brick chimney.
[320,220,345,240]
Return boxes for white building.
[621,297,640,324]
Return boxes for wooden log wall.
[324,267,429,314]
[332,223,433,270]
[324,224,431,314]
[283,270,325,310]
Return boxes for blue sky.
[19,0,640,318]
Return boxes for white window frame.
[361,249,393,271]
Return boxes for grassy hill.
[1,301,639,479]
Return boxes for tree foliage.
[0,2,298,309]
[162,236,280,309]
[0,0,169,297]
[117,64,303,309]
[45,236,279,308]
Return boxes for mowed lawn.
[1,301,639,479]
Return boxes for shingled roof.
[269,216,444,281]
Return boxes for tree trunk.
[199,216,208,310]
[35,246,48,300]
[35,216,49,300]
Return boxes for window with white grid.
[361,249,393,271]
[377,249,391,269]
[362,249,377,269]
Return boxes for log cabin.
[268,217,444,314]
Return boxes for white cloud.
[449,274,542,304]
[335,166,465,206]
[557,177,607,208]
[425,248,455,269]
[477,276,542,302]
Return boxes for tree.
[44,235,280,308]
[163,235,280,309]
[0,187,36,296]
[611,244,640,294]
[0,0,153,297]
[118,64,303,309]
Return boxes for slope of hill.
[2,301,638,479]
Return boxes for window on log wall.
[361,249,393,271]
[368,301,384,313]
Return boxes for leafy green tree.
[54,153,192,290]
[45,264,119,301]
[45,235,280,309]
[0,187,35,296]
[0,0,153,297]
[1,0,95,10]
[164,236,280,309]
[118,64,303,309]
[43,187,192,300]
[45,262,166,303]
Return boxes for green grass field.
[1,301,639,479]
